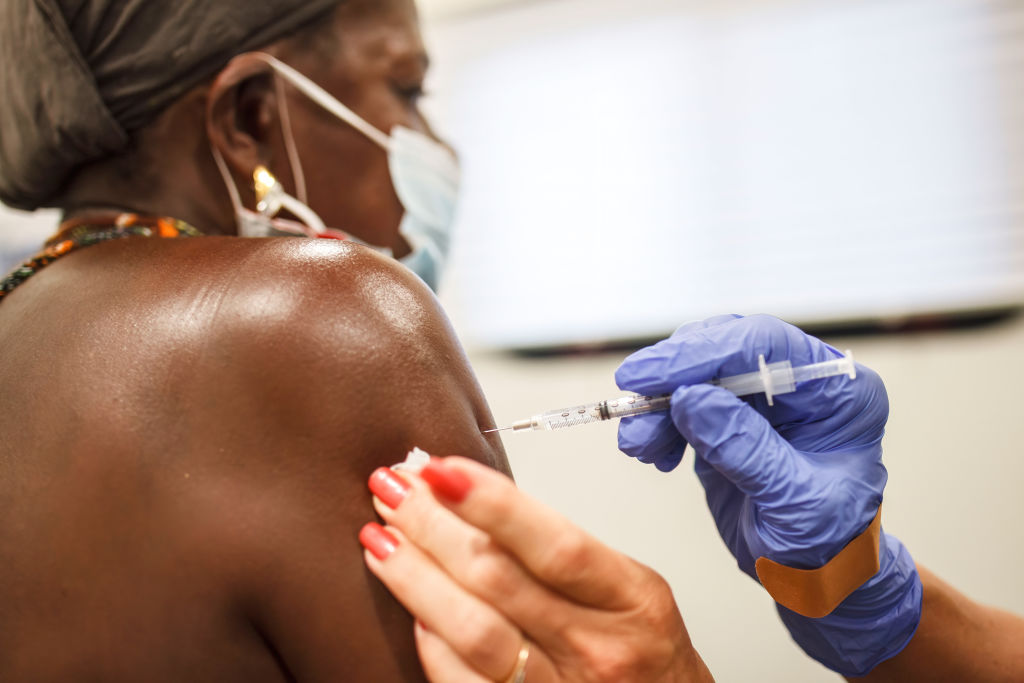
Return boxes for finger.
[654,444,687,472]
[372,473,576,647]
[615,314,838,396]
[617,411,687,467]
[670,314,743,337]
[420,457,648,610]
[413,621,490,683]
[692,457,757,574]
[362,525,524,681]
[778,363,889,452]
[614,314,745,394]
[415,622,559,683]
[670,383,805,505]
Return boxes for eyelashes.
[392,83,427,105]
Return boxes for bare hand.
[359,456,714,683]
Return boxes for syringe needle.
[482,426,512,434]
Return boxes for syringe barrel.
[712,370,765,396]
[529,394,672,431]
[533,404,603,430]
[601,394,672,419]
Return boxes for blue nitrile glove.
[615,314,922,677]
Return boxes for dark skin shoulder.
[0,236,508,682]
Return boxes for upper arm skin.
[847,565,1024,682]
[181,240,509,681]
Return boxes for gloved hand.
[615,314,922,677]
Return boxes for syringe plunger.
[712,350,855,406]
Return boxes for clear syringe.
[485,351,856,434]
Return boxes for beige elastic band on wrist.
[755,506,882,618]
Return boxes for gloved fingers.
[615,315,744,394]
[615,314,839,396]
[692,456,749,536]
[693,456,734,502]
[777,363,890,453]
[693,456,747,539]
[670,314,744,337]
[654,445,687,472]
[671,383,802,505]
[617,412,688,468]
[693,457,752,565]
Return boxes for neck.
[61,197,232,237]
[58,146,238,238]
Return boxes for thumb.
[671,384,801,504]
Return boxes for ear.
[206,54,281,186]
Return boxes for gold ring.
[502,641,530,683]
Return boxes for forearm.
[848,565,1024,682]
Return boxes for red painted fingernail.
[420,458,473,503]
[359,522,399,560]
[369,467,411,509]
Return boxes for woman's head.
[0,0,439,256]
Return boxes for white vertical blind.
[426,0,1024,348]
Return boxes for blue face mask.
[213,53,460,292]
[384,126,460,292]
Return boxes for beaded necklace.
[0,213,203,303]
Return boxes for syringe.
[484,351,856,433]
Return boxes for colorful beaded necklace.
[0,213,203,303]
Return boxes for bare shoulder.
[151,238,510,680]
[178,238,511,680]
[0,235,507,680]
[204,236,451,348]
[153,236,458,363]
[171,237,508,471]
[2,233,506,470]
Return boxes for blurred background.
[423,0,1024,350]
[4,0,1024,679]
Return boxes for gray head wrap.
[0,0,343,210]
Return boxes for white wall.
[423,0,1024,350]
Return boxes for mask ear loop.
[257,64,327,235]
[211,146,246,216]
[251,53,392,151]
[208,52,326,238]
[231,53,400,248]
[273,71,309,205]
[269,181,327,235]
[251,52,401,248]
